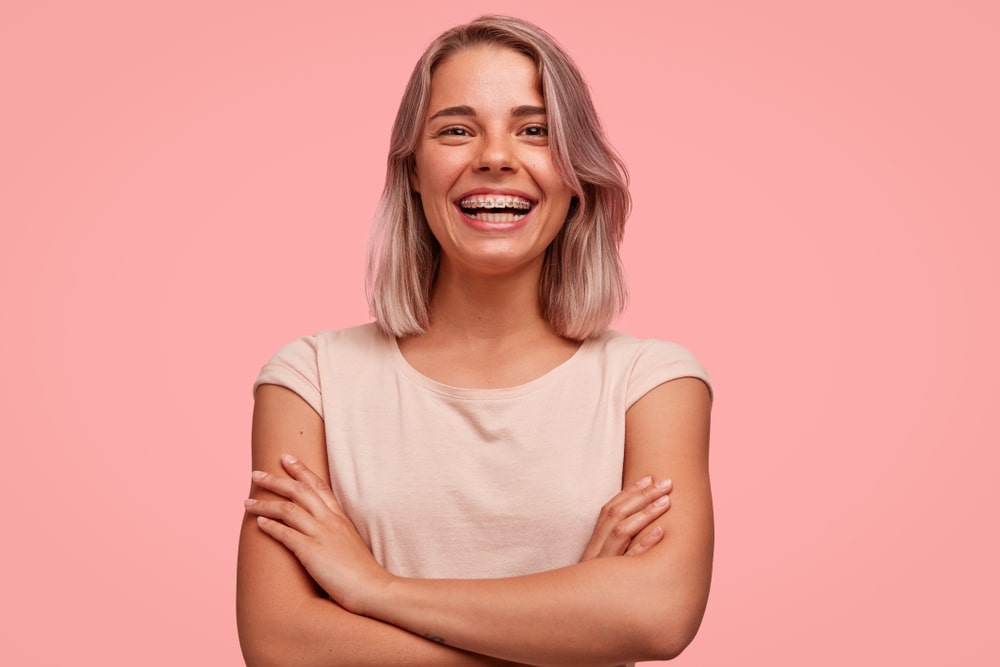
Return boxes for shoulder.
[253,323,389,415]
[591,330,706,367]
[588,330,712,409]
[262,323,386,364]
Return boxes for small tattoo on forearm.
[421,632,446,644]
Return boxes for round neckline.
[389,334,594,399]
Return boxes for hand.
[579,475,673,561]
[243,454,393,615]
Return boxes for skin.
[401,46,581,388]
[238,385,676,667]
[237,45,713,667]
[410,46,575,282]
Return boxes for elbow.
[629,560,713,661]
[632,602,707,662]
[638,625,698,662]
[648,633,695,662]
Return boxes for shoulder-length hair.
[366,15,630,340]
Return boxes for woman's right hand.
[579,476,673,561]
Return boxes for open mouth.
[457,195,535,223]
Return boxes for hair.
[366,15,631,340]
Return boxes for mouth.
[456,194,536,224]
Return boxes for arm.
[249,377,713,666]
[236,384,527,667]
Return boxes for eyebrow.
[427,105,547,120]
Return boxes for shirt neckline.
[388,333,596,400]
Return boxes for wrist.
[356,570,403,620]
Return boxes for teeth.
[459,195,533,210]
[464,211,526,223]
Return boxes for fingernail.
[257,516,269,525]
[635,476,652,487]
[650,525,664,538]
[654,478,672,490]
[654,495,671,508]
[252,470,267,481]
[244,498,257,507]
[282,454,298,464]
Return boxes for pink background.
[2,1,997,664]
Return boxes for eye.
[438,126,471,137]
[521,125,548,137]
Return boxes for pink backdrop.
[2,1,997,664]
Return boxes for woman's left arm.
[248,376,713,667]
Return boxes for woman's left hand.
[578,475,672,561]
[243,454,393,615]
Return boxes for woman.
[237,15,713,667]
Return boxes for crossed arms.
[237,378,712,667]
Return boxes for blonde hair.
[367,15,630,339]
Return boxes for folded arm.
[370,377,712,665]
[237,384,525,667]
[241,378,713,666]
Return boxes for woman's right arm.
[237,384,524,667]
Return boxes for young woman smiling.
[237,16,713,667]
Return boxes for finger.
[626,525,664,557]
[244,498,319,536]
[580,476,656,560]
[596,491,672,558]
[607,477,672,527]
[581,477,672,560]
[250,469,330,518]
[280,454,343,515]
[254,515,310,556]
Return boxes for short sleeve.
[626,339,712,408]
[253,335,323,417]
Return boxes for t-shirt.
[254,323,710,579]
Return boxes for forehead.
[427,46,542,109]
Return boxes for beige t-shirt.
[254,323,710,579]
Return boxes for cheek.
[530,157,573,195]
[419,152,463,188]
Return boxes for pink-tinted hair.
[367,15,630,339]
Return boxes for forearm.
[241,382,712,666]
[239,593,526,667]
[370,554,702,667]
[240,387,528,665]
[238,520,529,667]
[353,380,714,667]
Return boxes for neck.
[396,257,581,389]
[425,260,551,343]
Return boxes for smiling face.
[410,46,576,279]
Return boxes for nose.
[474,133,517,173]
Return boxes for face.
[411,46,576,278]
